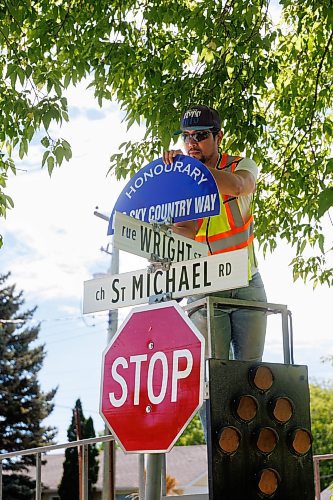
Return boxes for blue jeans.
[188,272,267,362]
[188,272,267,439]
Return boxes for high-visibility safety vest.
[195,153,257,277]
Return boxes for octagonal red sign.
[100,300,205,453]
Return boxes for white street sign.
[83,248,248,313]
[113,211,207,262]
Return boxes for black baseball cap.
[174,104,221,134]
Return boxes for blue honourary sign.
[107,155,220,235]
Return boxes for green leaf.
[299,239,307,254]
[62,140,71,151]
[63,147,72,161]
[41,136,50,148]
[54,83,62,97]
[326,158,333,175]
[60,140,72,161]
[18,139,28,160]
[10,71,17,88]
[17,67,26,86]
[54,146,64,166]
[42,150,50,167]
[318,234,325,254]
[318,188,333,218]
[47,156,55,176]
[5,64,15,78]
[47,80,53,93]
[42,110,53,131]
[5,194,14,208]
[26,125,35,141]
[64,73,71,88]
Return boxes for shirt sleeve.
[235,157,259,181]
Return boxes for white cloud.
[0,96,145,302]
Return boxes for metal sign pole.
[138,454,145,500]
[145,239,172,500]
[145,454,163,500]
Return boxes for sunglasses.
[181,130,212,143]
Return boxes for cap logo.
[183,109,202,119]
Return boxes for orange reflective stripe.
[211,234,254,254]
[220,155,244,228]
[206,216,253,242]
[224,200,237,230]
[218,154,241,171]
[227,198,245,226]
[197,218,204,230]
[231,157,241,171]
[220,153,229,168]
[208,220,254,253]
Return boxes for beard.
[188,149,209,164]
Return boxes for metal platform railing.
[184,296,294,364]
[314,454,333,500]
[0,434,114,500]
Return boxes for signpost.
[83,247,248,313]
[99,301,205,453]
[87,154,250,498]
[113,211,207,262]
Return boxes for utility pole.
[103,243,119,500]
[94,209,119,500]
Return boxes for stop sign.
[100,300,205,453]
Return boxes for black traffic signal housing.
[206,360,315,499]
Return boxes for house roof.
[20,445,208,493]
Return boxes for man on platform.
[163,104,267,364]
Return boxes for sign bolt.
[148,341,154,350]
[146,405,152,413]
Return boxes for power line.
[0,314,108,329]
[37,313,108,324]
[46,330,104,346]
[53,404,100,415]
[40,322,107,339]
[0,391,100,416]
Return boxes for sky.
[0,79,332,445]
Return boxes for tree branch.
[308,29,333,153]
